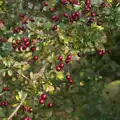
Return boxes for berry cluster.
[0,101,8,106]
[39,93,53,108]
[97,49,111,56]
[56,54,72,71]
[2,87,10,91]
[66,74,73,84]
[23,105,33,113]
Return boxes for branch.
[0,92,5,96]
[7,93,27,120]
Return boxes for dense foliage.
[0,0,120,120]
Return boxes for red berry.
[30,18,34,22]
[44,1,48,6]
[107,50,111,54]
[23,37,29,42]
[85,0,91,5]
[66,75,71,79]
[67,54,72,59]
[64,13,69,17]
[41,94,47,99]
[49,8,54,12]
[25,41,30,46]
[91,12,96,17]
[22,45,27,50]
[74,1,80,5]
[28,107,33,112]
[89,18,94,23]
[65,59,70,64]
[52,24,57,30]
[4,101,8,106]
[101,2,106,8]
[39,99,45,104]
[19,13,25,18]
[68,79,73,84]
[27,118,32,120]
[12,43,17,49]
[58,56,63,61]
[33,55,38,60]
[56,66,61,71]
[31,46,36,52]
[59,63,64,68]
[48,102,53,108]
[23,105,28,111]
[52,15,57,21]
[85,6,90,12]
[16,39,21,45]
[61,0,67,4]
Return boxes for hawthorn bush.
[0,0,120,120]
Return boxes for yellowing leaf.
[46,85,55,92]
[22,64,30,71]
[107,0,112,3]
[8,70,12,76]
[80,82,84,86]
[12,104,18,107]
[92,23,104,31]
[15,95,20,101]
[56,71,64,80]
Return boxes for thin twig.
[0,92,5,97]
[7,93,27,120]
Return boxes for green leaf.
[91,0,102,7]
[59,23,65,30]
[8,70,13,76]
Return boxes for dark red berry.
[23,105,28,111]
[22,45,27,50]
[41,94,47,99]
[91,12,96,17]
[49,8,54,12]
[68,79,73,84]
[27,118,32,120]
[61,0,67,4]
[58,56,63,61]
[39,99,45,104]
[25,41,30,46]
[19,14,25,18]
[52,24,57,30]
[65,59,70,63]
[59,63,64,68]
[44,1,48,6]
[85,6,90,12]
[89,18,94,23]
[30,18,34,22]
[56,66,61,71]
[64,13,69,17]
[67,54,72,59]
[33,55,38,60]
[23,37,29,42]
[101,2,106,8]
[4,101,8,106]
[52,16,57,21]
[48,102,53,108]
[66,75,71,79]
[31,46,36,52]
[28,107,33,112]
[12,43,17,49]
